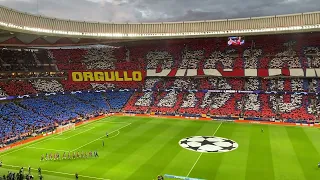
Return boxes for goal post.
[56,123,75,134]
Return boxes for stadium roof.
[0,5,320,47]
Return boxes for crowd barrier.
[1,113,319,152]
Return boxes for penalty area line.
[3,164,110,180]
[54,123,92,138]
[0,133,60,158]
[72,123,132,152]
[186,121,223,178]
[63,127,96,140]
[0,117,116,157]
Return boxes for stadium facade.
[0,5,320,46]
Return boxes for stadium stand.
[2,33,320,145]
[106,91,133,111]
[0,81,37,96]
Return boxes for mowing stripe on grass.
[26,146,68,152]
[286,127,320,180]
[125,120,211,180]
[67,117,162,179]
[188,122,236,179]
[95,121,130,124]
[71,123,132,152]
[214,123,250,180]
[269,126,306,180]
[0,133,59,158]
[96,118,176,179]
[186,121,223,178]
[245,125,275,180]
[303,127,320,156]
[0,117,112,157]
[3,116,320,180]
[60,127,96,140]
[54,117,110,138]
[5,118,139,180]
[107,130,120,139]
[160,121,217,177]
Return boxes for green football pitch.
[0,116,320,180]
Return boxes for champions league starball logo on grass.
[179,136,238,153]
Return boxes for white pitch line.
[0,117,113,157]
[54,123,92,138]
[0,133,59,158]
[3,164,110,180]
[108,130,120,139]
[72,123,132,152]
[95,121,130,124]
[63,127,96,140]
[186,121,223,178]
[51,137,66,140]
[26,146,68,152]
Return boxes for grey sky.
[0,0,319,23]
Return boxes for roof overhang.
[1,5,320,46]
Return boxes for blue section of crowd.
[106,91,133,109]
[0,92,132,143]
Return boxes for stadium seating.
[32,79,64,93]
[0,87,7,98]
[1,76,317,121]
[3,33,320,145]
[0,93,111,144]
[0,81,37,96]
[105,91,133,111]
[0,49,37,71]
[50,49,87,71]
[0,102,50,143]
[73,93,110,113]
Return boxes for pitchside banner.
[69,70,146,83]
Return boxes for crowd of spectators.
[2,34,320,145]
[106,92,133,111]
[122,76,320,121]
[31,79,64,93]
[0,34,320,72]
[1,76,318,122]
[0,93,113,144]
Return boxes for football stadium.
[0,3,320,180]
